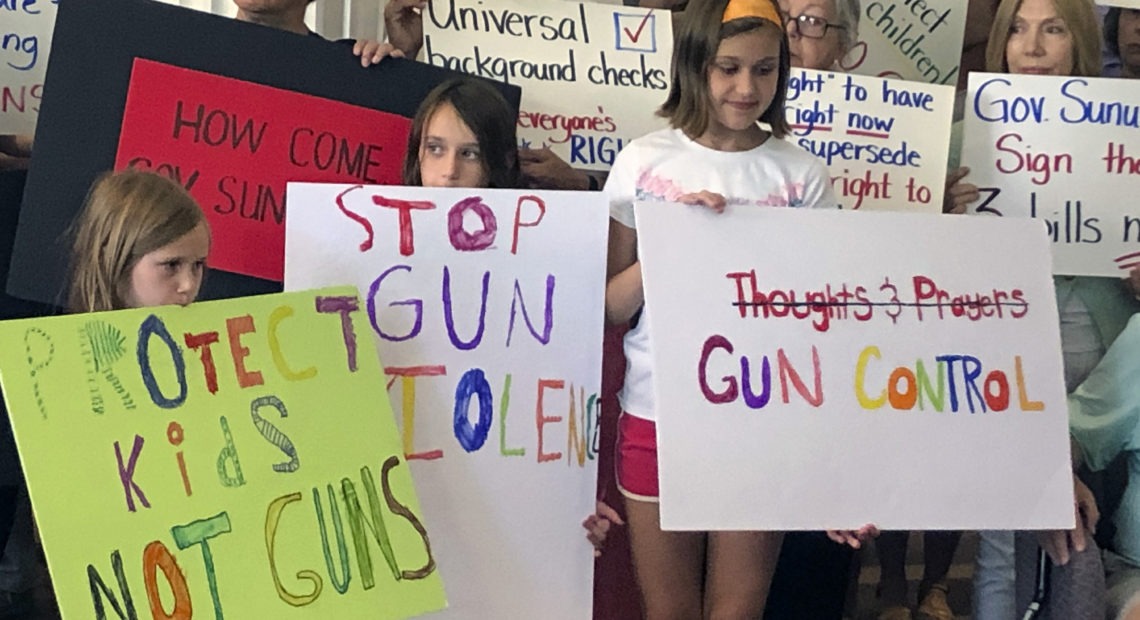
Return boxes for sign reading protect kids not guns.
[284,184,606,619]
[423,0,672,172]
[637,205,1074,531]
[0,289,446,619]
[0,0,54,133]
[786,68,953,212]
[840,0,966,86]
[963,73,1140,277]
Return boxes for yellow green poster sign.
[0,287,445,619]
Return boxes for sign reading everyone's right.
[962,73,1140,277]
[422,0,672,171]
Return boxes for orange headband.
[722,0,782,26]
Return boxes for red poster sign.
[115,59,412,281]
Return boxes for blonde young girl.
[68,170,210,313]
[603,0,838,615]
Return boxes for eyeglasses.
[781,13,846,39]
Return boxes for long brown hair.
[658,0,791,139]
[985,0,1102,77]
[402,78,520,189]
[67,170,207,313]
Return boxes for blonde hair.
[67,170,207,313]
[985,0,1102,77]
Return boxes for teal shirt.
[1070,314,1140,566]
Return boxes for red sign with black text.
[115,58,412,281]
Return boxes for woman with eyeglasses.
[778,0,861,70]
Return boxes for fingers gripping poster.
[636,206,1074,531]
[0,289,446,619]
[284,184,607,618]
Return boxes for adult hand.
[352,40,404,67]
[943,167,979,214]
[1037,476,1099,565]
[384,0,427,59]
[519,147,591,191]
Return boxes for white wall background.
[156,0,387,41]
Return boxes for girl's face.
[1005,0,1074,76]
[705,27,782,134]
[419,102,489,188]
[124,221,209,309]
[779,0,844,70]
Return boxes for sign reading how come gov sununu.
[0,288,445,619]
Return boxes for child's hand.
[943,167,978,214]
[826,523,879,549]
[352,40,404,67]
[678,191,727,214]
[582,500,624,557]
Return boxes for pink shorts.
[616,413,659,501]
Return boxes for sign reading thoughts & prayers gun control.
[0,288,446,619]
[422,0,673,172]
[839,0,966,85]
[786,68,953,212]
[285,183,607,619]
[963,73,1140,277]
[637,205,1073,531]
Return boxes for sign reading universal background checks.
[637,206,1073,531]
[839,0,967,86]
[0,288,445,619]
[0,0,54,133]
[285,183,607,619]
[787,67,952,212]
[962,73,1140,277]
[422,0,672,172]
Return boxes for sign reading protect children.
[0,288,445,619]
[422,0,673,171]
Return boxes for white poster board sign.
[962,73,1140,277]
[1099,1,1140,9]
[840,0,967,86]
[422,0,672,172]
[637,205,1073,531]
[285,183,606,619]
[1,0,55,134]
[786,68,953,212]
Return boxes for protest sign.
[0,0,54,134]
[787,68,953,212]
[637,205,1073,531]
[6,0,518,305]
[1100,1,1140,8]
[840,0,967,85]
[0,288,446,618]
[285,183,606,619]
[962,73,1140,277]
[422,0,672,171]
